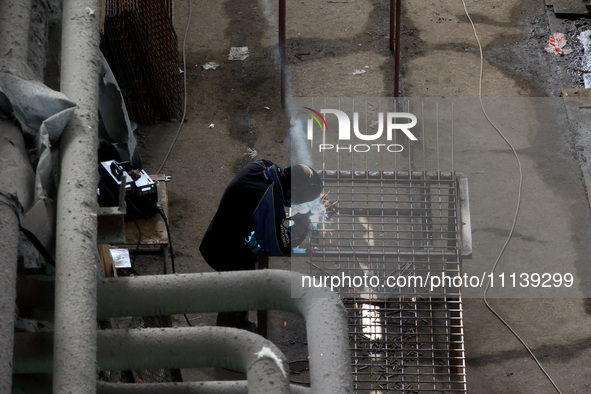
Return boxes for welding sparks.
[291,192,337,225]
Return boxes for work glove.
[244,231,264,253]
[289,213,311,246]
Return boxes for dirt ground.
[137,0,589,278]
[131,0,591,390]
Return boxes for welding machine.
[98,160,158,219]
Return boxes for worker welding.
[199,159,323,331]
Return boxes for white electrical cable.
[460,1,563,393]
[156,0,192,174]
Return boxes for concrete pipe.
[14,326,293,394]
[97,269,353,393]
[0,119,35,392]
[98,327,291,394]
[53,0,101,392]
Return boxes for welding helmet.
[286,164,323,204]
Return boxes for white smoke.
[258,0,313,167]
[285,79,313,167]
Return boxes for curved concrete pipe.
[97,381,311,394]
[53,0,101,392]
[0,123,33,394]
[15,327,293,394]
[97,269,353,394]
[99,327,291,394]
[0,0,33,390]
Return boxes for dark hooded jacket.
[200,159,295,271]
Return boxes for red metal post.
[279,0,286,104]
[394,0,401,97]
[390,0,395,51]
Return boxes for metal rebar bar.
[279,0,286,104]
[53,0,101,392]
[389,0,394,51]
[394,0,401,97]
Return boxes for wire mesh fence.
[101,0,182,123]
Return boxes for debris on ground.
[228,47,249,60]
[545,32,573,55]
[247,148,258,159]
[353,69,366,75]
[202,61,219,70]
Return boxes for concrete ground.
[138,0,591,392]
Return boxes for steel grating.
[101,0,182,124]
[303,170,469,393]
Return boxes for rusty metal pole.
[389,0,394,51]
[394,0,401,97]
[279,0,286,104]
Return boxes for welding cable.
[156,0,192,174]
[130,217,142,272]
[154,202,176,276]
[460,2,563,393]
[154,202,193,328]
[123,198,191,328]
[124,198,146,276]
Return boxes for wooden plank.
[98,244,115,277]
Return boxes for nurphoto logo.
[303,108,418,153]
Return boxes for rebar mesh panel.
[346,297,465,393]
[313,170,460,257]
[303,170,467,392]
